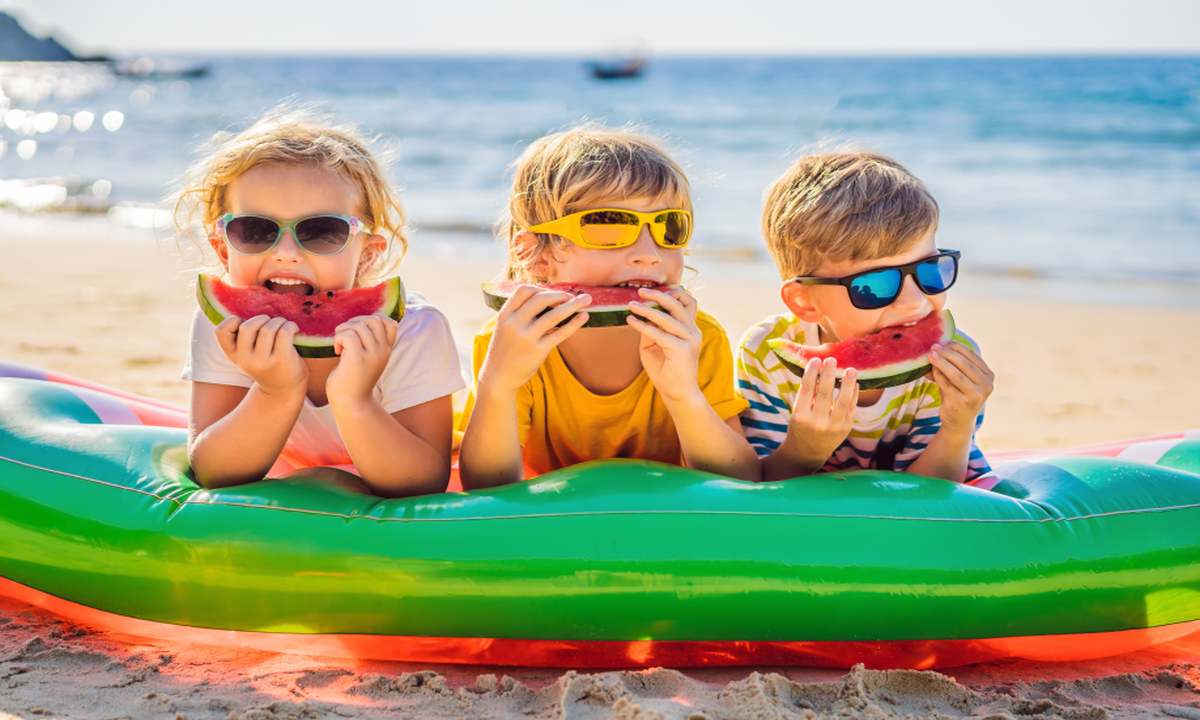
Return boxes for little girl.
[176,110,464,496]
[458,126,759,488]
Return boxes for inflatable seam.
[5,453,1200,525]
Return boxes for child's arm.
[626,289,760,482]
[188,316,307,488]
[324,316,454,497]
[760,358,860,481]
[904,342,994,482]
[460,286,592,489]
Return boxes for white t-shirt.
[182,292,466,473]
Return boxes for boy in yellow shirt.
[458,126,756,487]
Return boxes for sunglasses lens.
[225,216,279,254]
[915,254,958,294]
[295,216,353,255]
[579,210,640,247]
[849,269,902,309]
[655,211,692,247]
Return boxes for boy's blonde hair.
[173,107,407,285]
[762,151,939,279]
[500,124,691,281]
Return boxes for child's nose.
[627,224,661,264]
[271,228,304,261]
[893,274,930,310]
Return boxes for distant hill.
[0,11,79,61]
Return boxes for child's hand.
[929,342,994,435]
[626,288,704,405]
[478,285,591,393]
[326,315,399,405]
[215,315,307,397]
[783,358,859,467]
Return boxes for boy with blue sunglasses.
[737,152,994,482]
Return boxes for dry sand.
[1,212,1198,718]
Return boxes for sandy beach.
[1,211,1198,718]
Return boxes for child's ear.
[357,233,389,272]
[514,231,552,282]
[780,281,822,322]
[208,233,230,266]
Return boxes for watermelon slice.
[481,281,676,328]
[197,274,405,358]
[767,309,956,390]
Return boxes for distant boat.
[588,56,646,80]
[112,56,210,80]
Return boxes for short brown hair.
[499,123,691,281]
[762,151,938,278]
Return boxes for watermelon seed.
[326,291,335,299]
[892,333,903,340]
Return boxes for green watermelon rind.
[196,275,406,359]
[481,281,664,329]
[768,310,957,390]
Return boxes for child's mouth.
[264,278,315,296]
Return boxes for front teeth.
[268,278,308,286]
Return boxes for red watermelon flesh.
[197,274,405,358]
[767,309,956,390]
[481,280,677,328]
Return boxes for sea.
[1,55,1198,289]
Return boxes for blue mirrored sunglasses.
[786,250,960,310]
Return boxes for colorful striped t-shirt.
[736,313,991,481]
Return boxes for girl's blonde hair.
[173,107,408,285]
[499,124,691,282]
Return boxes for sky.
[4,0,1198,56]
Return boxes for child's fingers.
[384,318,399,347]
[530,294,592,336]
[497,284,541,319]
[798,357,821,406]
[627,301,694,340]
[335,319,379,356]
[539,311,590,348]
[513,290,581,324]
[813,358,839,411]
[948,344,994,385]
[354,322,380,355]
[637,288,693,323]
[932,345,985,385]
[272,321,300,358]
[215,318,241,360]
[930,354,970,394]
[359,316,390,351]
[625,314,685,350]
[254,317,288,361]
[235,315,269,358]
[333,325,365,357]
[833,368,859,420]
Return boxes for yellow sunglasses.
[528,208,693,250]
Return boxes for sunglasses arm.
[526,216,573,237]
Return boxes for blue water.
[1,55,1198,282]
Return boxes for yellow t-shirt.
[459,311,749,476]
